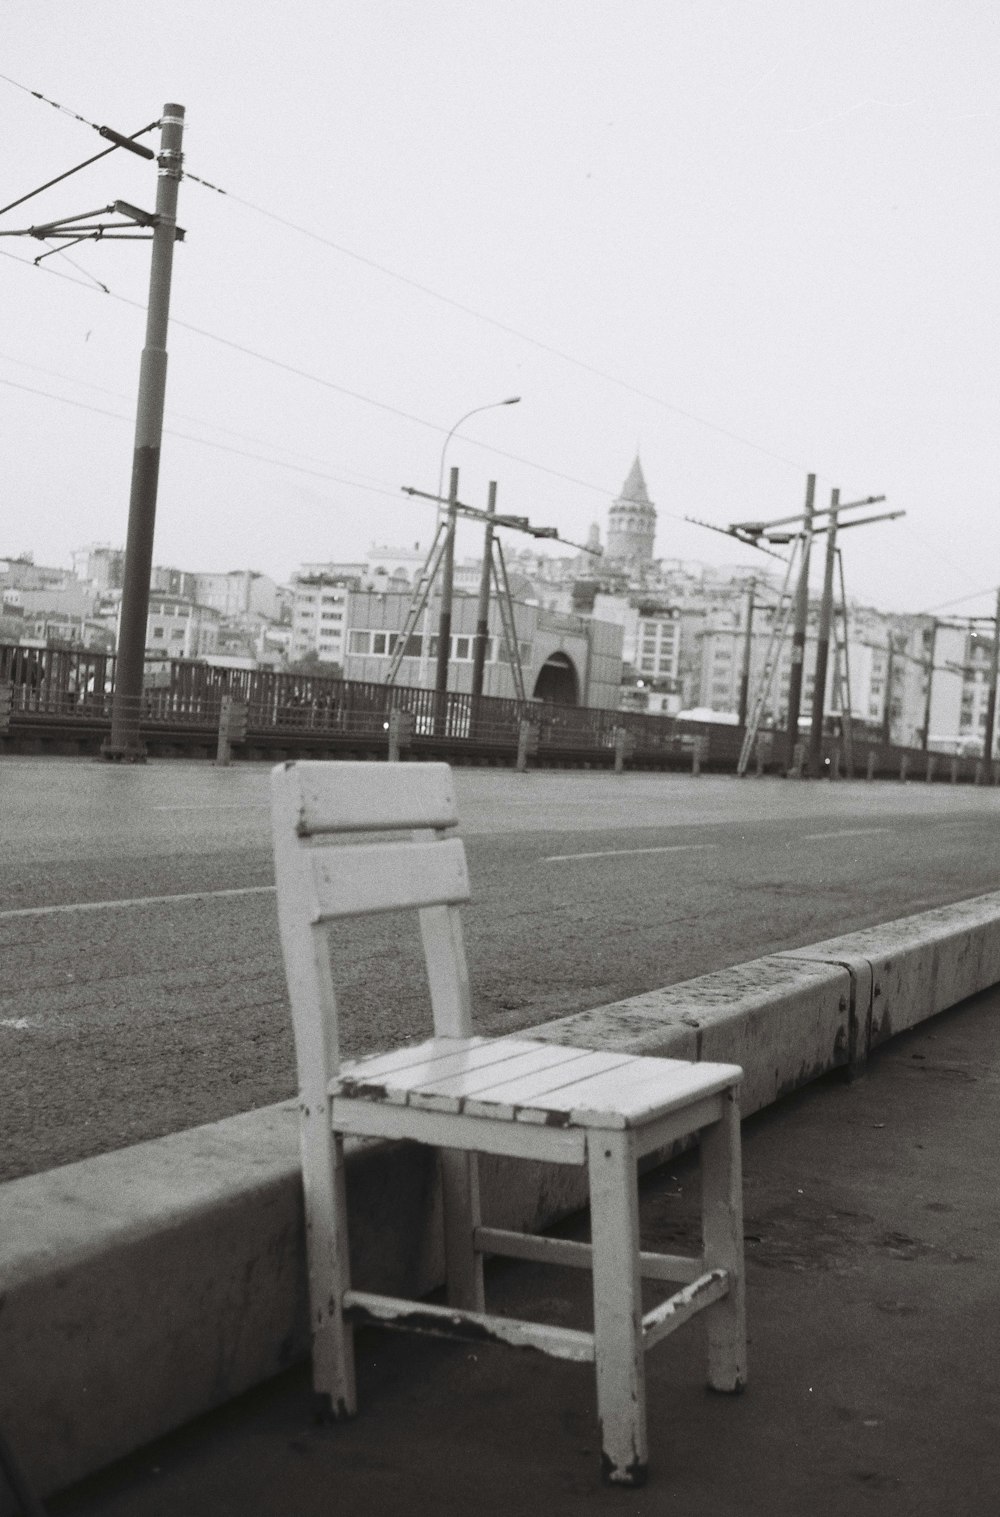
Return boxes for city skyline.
[3,4,999,622]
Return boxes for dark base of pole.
[100,737,148,763]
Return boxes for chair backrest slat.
[310,837,469,920]
[271,760,474,1065]
[285,760,458,836]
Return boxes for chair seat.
[333,1036,742,1131]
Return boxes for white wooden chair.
[271,760,746,1487]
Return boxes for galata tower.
[605,456,656,565]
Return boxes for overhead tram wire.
[0,72,936,530]
[917,586,1000,617]
[0,71,118,132]
[899,519,990,604]
[182,171,810,477]
[0,244,650,508]
[0,348,404,489]
[0,74,160,219]
[0,78,824,518]
[0,376,404,499]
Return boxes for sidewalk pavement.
[47,987,1000,1517]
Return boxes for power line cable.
[899,519,989,602]
[184,173,811,476]
[48,245,110,292]
[0,97,158,218]
[163,312,630,500]
[1,245,622,498]
[917,586,1000,616]
[0,349,402,488]
[0,71,923,533]
[0,71,109,132]
[0,376,404,498]
[0,243,121,294]
[0,243,732,522]
[1,73,802,483]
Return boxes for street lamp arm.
[437,396,521,501]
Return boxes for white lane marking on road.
[801,827,894,841]
[152,804,270,811]
[543,844,720,863]
[0,1018,32,1030]
[0,885,276,920]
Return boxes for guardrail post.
[899,752,909,783]
[387,709,402,763]
[215,695,249,766]
[691,734,704,777]
[216,696,233,766]
[613,727,635,774]
[516,719,539,773]
[951,754,959,784]
[0,680,12,736]
[925,752,936,783]
[865,747,876,782]
[387,709,416,762]
[789,740,805,779]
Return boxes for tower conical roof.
[619,456,650,505]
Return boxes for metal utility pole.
[807,488,839,776]
[434,467,460,695]
[835,549,855,776]
[784,473,816,770]
[921,619,938,751]
[737,579,756,729]
[104,104,185,761]
[471,481,497,698]
[983,585,1000,783]
[882,632,896,746]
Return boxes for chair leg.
[587,1128,647,1487]
[440,1148,485,1311]
[304,1124,357,1418]
[700,1086,747,1393]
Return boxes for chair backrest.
[271,761,473,1093]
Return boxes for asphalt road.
[3,757,999,1181]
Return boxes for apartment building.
[289,572,354,666]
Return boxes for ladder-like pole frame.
[384,522,450,688]
[736,540,800,776]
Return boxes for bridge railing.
[0,642,991,780]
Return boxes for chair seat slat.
[334,1037,546,1101]
[459,1048,641,1117]
[338,1036,493,1083]
[515,1058,743,1130]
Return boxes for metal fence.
[0,642,990,781]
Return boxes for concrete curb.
[4,891,1000,1504]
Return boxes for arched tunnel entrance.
[532,652,579,706]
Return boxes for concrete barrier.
[529,954,851,1119]
[4,890,1000,1505]
[780,888,1000,1055]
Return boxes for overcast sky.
[2,2,998,617]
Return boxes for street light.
[418,396,521,686]
[436,396,521,515]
